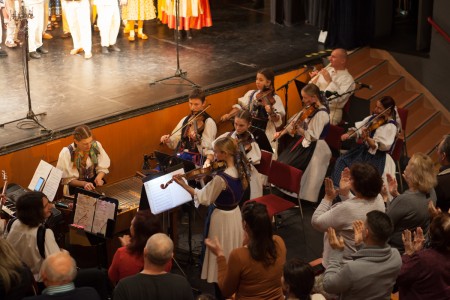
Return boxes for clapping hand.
[402,227,425,256]
[386,173,399,198]
[328,227,345,251]
[428,200,442,219]
[205,237,225,257]
[352,220,365,246]
[324,178,338,202]
[339,167,351,197]
[119,234,131,246]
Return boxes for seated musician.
[331,96,400,189]
[160,88,217,167]
[172,137,248,298]
[274,83,331,203]
[56,125,111,195]
[220,68,286,157]
[214,110,263,199]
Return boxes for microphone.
[325,90,340,98]
[355,81,373,90]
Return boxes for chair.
[390,138,405,191]
[250,159,304,219]
[324,124,345,163]
[396,107,408,156]
[255,150,273,176]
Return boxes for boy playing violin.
[160,88,217,167]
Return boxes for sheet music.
[72,194,97,231]
[28,160,63,202]
[92,199,115,236]
[144,168,192,214]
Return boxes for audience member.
[385,152,437,253]
[108,210,171,285]
[282,259,325,300]
[323,211,401,299]
[113,233,193,300]
[0,239,34,300]
[5,191,60,283]
[205,201,286,300]
[309,48,354,125]
[397,210,450,299]
[435,134,450,212]
[311,163,385,268]
[24,252,101,300]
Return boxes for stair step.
[404,96,437,138]
[406,113,450,155]
[347,56,385,80]
[376,78,422,108]
[347,47,371,63]
[353,63,402,101]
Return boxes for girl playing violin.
[172,137,248,295]
[331,96,400,188]
[274,83,331,203]
[220,68,286,157]
[215,110,263,199]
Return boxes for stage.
[0,0,324,155]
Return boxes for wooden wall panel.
[0,69,310,188]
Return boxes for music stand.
[149,0,199,87]
[0,3,50,133]
[154,150,196,172]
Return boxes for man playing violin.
[332,96,400,189]
[309,48,355,125]
[220,68,285,158]
[160,88,217,167]
[274,83,331,203]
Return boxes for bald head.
[144,233,173,267]
[41,251,77,286]
[330,48,348,70]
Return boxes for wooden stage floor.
[0,0,326,155]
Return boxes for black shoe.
[36,46,48,54]
[0,49,7,57]
[101,46,109,54]
[29,51,41,59]
[108,44,121,52]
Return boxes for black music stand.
[149,0,199,87]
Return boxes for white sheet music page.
[144,168,192,214]
[73,193,97,231]
[28,160,63,202]
[92,199,115,236]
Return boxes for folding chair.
[255,150,273,176]
[251,159,304,220]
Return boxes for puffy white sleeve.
[198,118,217,156]
[193,175,226,207]
[302,110,329,147]
[56,146,79,185]
[95,141,110,174]
[369,123,397,154]
[234,90,254,110]
[272,94,286,128]
[166,117,187,150]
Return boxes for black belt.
[214,204,238,211]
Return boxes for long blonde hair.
[214,137,249,190]
[0,239,24,293]
[407,152,438,193]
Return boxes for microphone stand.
[276,66,311,124]
[149,0,199,88]
[0,3,50,133]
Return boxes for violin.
[366,117,386,132]
[185,112,206,143]
[160,161,227,189]
[253,88,277,117]
[235,131,255,153]
[290,103,318,134]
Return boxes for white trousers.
[63,0,92,53]
[96,4,120,47]
[24,1,44,51]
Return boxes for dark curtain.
[325,0,376,49]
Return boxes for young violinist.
[215,110,263,199]
[172,137,248,293]
[220,68,286,157]
[274,83,331,203]
[160,88,217,167]
[331,96,400,188]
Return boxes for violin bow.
[163,104,211,142]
